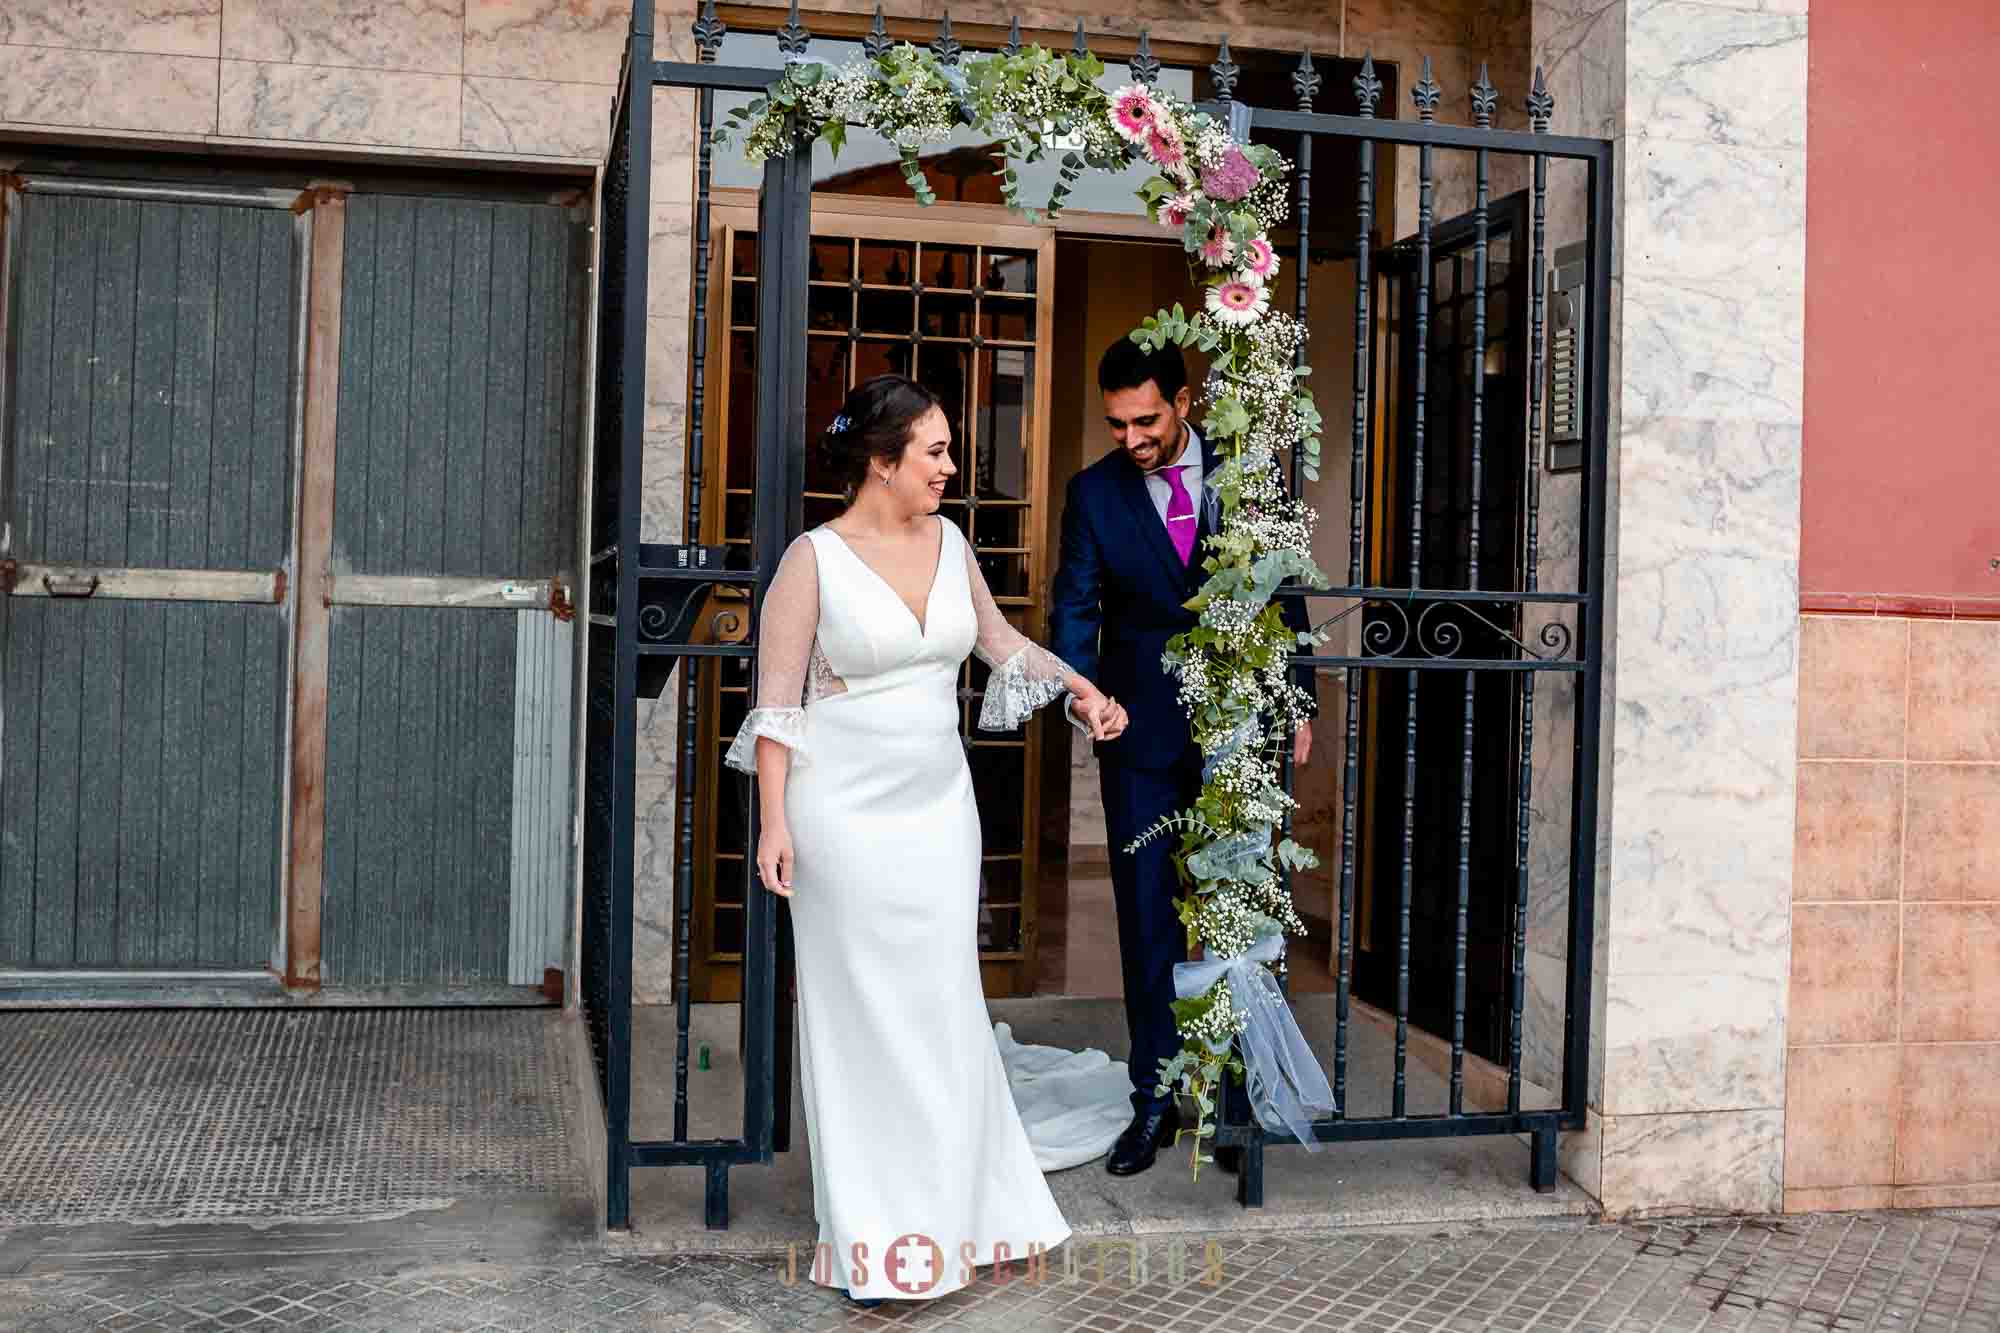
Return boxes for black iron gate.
[580,1,809,1229]
[1220,60,1611,1200]
[581,1,1612,1229]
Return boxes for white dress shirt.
[1061,426,1204,734]
[1144,427,1205,526]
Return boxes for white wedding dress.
[725,516,1124,1302]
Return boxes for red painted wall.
[1803,1,2000,599]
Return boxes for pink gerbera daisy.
[1243,235,1279,281]
[1205,278,1270,327]
[1144,123,1185,169]
[1198,226,1234,268]
[1159,192,1198,230]
[1110,86,1157,144]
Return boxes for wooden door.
[0,184,298,974]
[684,195,1057,1001]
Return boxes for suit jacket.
[1049,431,1317,770]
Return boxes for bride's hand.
[1073,687,1128,741]
[756,824,795,898]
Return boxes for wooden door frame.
[684,190,1059,1001]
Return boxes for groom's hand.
[1076,691,1127,741]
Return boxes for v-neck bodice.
[819,519,945,637]
[806,518,976,690]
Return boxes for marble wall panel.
[1599,1106,1785,1216]
[1583,0,1805,1213]
[219,59,464,148]
[0,47,218,136]
[1621,146,1803,424]
[465,0,632,83]
[1625,1,1805,152]
[2,2,638,161]
[1629,0,1808,24]
[631,773,683,1005]
[0,0,220,58]
[463,76,614,157]
[223,0,466,73]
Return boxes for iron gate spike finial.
[1471,62,1498,128]
[1528,65,1554,132]
[1132,30,1161,86]
[1073,18,1090,59]
[692,0,724,62]
[696,0,728,62]
[1354,52,1382,118]
[776,0,809,62]
[864,3,890,59]
[1413,55,1441,121]
[1003,16,1022,57]
[931,12,962,66]
[1293,47,1321,110]
[1210,36,1239,104]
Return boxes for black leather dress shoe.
[1106,1102,1180,1176]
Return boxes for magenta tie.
[1163,464,1196,565]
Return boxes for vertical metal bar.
[1509,70,1554,1117]
[1289,50,1317,500]
[607,2,655,1231]
[1563,139,1613,1127]
[743,136,811,1170]
[1394,59,1440,1122]
[671,12,723,1147]
[1452,67,1499,1120]
[285,188,346,992]
[1336,55,1382,1117]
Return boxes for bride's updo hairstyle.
[819,374,943,502]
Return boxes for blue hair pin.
[830,413,851,434]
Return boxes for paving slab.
[3,1212,1996,1330]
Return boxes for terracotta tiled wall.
[1786,613,2000,1212]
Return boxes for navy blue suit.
[1049,431,1315,1112]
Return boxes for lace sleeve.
[966,543,1082,731]
[723,535,818,775]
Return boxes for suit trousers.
[1098,747,1205,1114]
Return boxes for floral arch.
[719,40,1336,1174]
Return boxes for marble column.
[1540,0,1808,1216]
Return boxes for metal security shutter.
[0,185,300,971]
[318,194,584,989]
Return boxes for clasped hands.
[1069,684,1129,742]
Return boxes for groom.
[1050,340,1317,1177]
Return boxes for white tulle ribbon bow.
[1172,930,1339,1150]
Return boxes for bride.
[724,374,1130,1306]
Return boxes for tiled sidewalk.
[2,1210,1995,1331]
